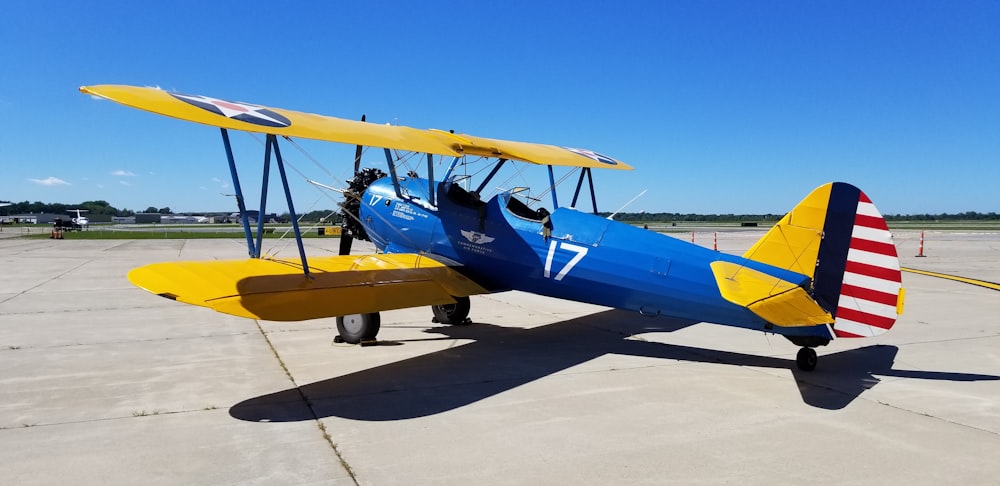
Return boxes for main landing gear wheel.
[336,313,381,344]
[431,296,471,325]
[796,347,818,371]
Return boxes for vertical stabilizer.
[744,183,903,338]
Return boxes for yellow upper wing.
[81,84,631,170]
[128,253,489,321]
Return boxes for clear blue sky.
[1,1,997,215]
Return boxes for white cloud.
[119,180,132,186]
[29,177,70,186]
[211,177,230,189]
[112,170,136,177]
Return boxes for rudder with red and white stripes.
[832,191,903,337]
[810,184,903,338]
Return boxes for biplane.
[80,85,904,371]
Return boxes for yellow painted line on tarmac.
[901,267,1000,291]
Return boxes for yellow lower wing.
[128,254,489,321]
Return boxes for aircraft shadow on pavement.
[229,310,998,422]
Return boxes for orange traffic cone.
[916,230,926,257]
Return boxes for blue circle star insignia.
[564,147,619,165]
[171,93,292,128]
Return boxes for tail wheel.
[796,347,818,371]
[431,296,471,325]
[336,313,381,344]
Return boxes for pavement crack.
[0,259,93,306]
[862,398,1000,437]
[0,406,225,431]
[0,331,253,351]
[252,319,360,486]
[99,240,136,252]
[894,334,1000,347]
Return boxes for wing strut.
[586,168,598,214]
[383,148,403,198]
[221,128,256,257]
[570,167,600,213]
[442,156,463,182]
[254,135,272,257]
[475,158,507,195]
[270,135,310,277]
[547,165,559,209]
[218,129,311,277]
[426,153,436,206]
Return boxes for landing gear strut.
[796,347,818,371]
[336,313,381,344]
[431,296,471,325]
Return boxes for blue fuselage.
[360,177,822,337]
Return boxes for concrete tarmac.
[1,230,998,485]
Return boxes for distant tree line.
[0,201,189,217]
[0,200,138,217]
[2,201,995,222]
[883,212,999,221]
[0,200,349,223]
[603,212,783,222]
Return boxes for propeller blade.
[342,114,367,256]
[353,114,365,174]
[338,232,354,256]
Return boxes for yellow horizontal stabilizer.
[711,261,833,327]
[81,84,630,170]
[127,254,489,321]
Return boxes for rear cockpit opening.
[445,182,487,209]
[505,194,547,222]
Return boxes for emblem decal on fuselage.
[171,93,292,128]
[461,230,495,245]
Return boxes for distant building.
[161,215,209,224]
[8,213,64,224]
[135,213,162,224]
[225,211,281,224]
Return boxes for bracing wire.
[242,133,350,257]
[533,166,580,206]
[242,132,427,260]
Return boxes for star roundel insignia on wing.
[563,147,619,165]
[171,93,292,128]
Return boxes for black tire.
[336,313,381,344]
[431,296,471,325]
[796,347,818,372]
